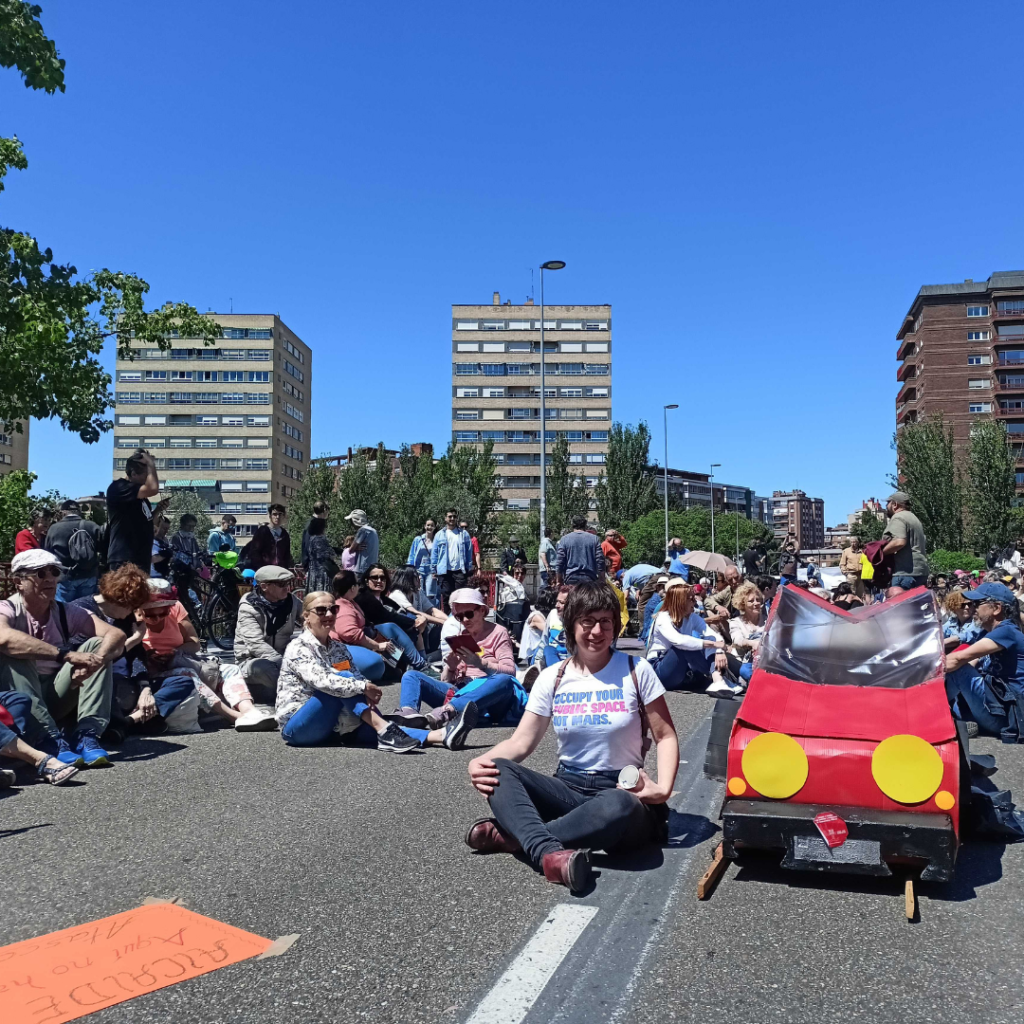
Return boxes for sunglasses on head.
[309,605,337,618]
[26,567,62,580]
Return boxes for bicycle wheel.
[203,591,236,651]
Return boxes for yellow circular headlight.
[740,732,808,799]
[871,734,943,804]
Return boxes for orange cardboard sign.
[0,903,273,1024]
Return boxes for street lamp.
[663,404,678,559]
[709,463,721,554]
[538,260,565,554]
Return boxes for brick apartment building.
[896,271,1024,480]
[771,489,825,550]
[0,421,29,479]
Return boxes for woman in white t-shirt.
[647,581,726,692]
[388,567,447,654]
[466,581,679,893]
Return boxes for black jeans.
[438,570,468,613]
[488,758,666,867]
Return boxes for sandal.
[37,757,80,786]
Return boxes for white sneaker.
[234,708,278,732]
[705,676,741,698]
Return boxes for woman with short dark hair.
[466,581,679,893]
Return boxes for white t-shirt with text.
[526,652,665,772]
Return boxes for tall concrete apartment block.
[772,489,825,549]
[451,293,611,511]
[112,314,311,539]
[0,421,29,478]
[896,271,1024,481]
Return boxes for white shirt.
[648,611,719,661]
[526,652,665,772]
[390,589,434,615]
[447,528,466,571]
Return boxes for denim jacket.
[430,528,474,575]
[407,533,434,575]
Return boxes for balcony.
[997,353,1024,366]
[995,403,1024,418]
[897,337,917,361]
[896,382,918,406]
[997,377,1024,392]
[897,359,917,382]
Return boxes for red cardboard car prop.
[705,585,963,883]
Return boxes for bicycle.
[199,553,249,651]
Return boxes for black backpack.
[68,523,97,568]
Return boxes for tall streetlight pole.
[710,463,721,554]
[538,260,565,556]
[663,404,678,559]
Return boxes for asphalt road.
[2,685,1024,1024]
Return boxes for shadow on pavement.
[116,738,189,762]
[667,811,719,849]
[0,822,55,839]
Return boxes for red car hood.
[738,671,956,745]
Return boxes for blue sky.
[3,1,1023,523]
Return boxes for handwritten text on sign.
[0,903,272,1024]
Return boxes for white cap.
[11,549,64,574]
[449,587,487,607]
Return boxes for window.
[117,437,140,448]
[221,438,244,448]
[585,364,609,375]
[194,458,216,470]
[118,371,142,382]
[195,392,221,404]
[282,380,304,401]
[967,306,990,317]
[969,402,992,413]
[968,378,991,389]
[284,360,304,383]
[482,321,505,331]
[116,391,142,404]
[247,415,270,426]
[218,371,242,383]
[456,388,479,398]
[246,437,270,448]
[585,453,606,464]
[586,430,608,441]
[584,321,608,330]
[246,481,269,491]
[284,403,304,422]
[169,438,192,448]
[505,363,532,375]
[585,409,609,418]
[117,415,141,425]
[560,387,583,398]
[998,300,1024,313]
[483,387,505,398]
[482,431,505,441]
[169,370,194,382]
[247,349,271,360]
[561,343,583,353]
[245,459,270,470]
[221,392,245,404]
[455,321,479,330]
[559,363,583,375]
[456,411,479,420]
[283,443,304,461]
[564,431,583,442]
[143,437,166,448]
[196,415,218,426]
[220,481,243,492]
[585,387,609,398]
[282,338,304,362]
[195,438,218,448]
[169,391,193,404]
[455,363,479,375]
[283,422,303,441]
[506,498,531,510]
[482,343,504,353]
[585,342,608,353]
[968,355,992,365]
[568,453,583,464]
[455,431,479,442]
[967,330,991,341]
[143,391,166,403]
[481,363,506,376]
[507,322,530,330]
[167,458,191,470]
[144,415,166,425]
[1001,400,1024,412]
[559,321,583,330]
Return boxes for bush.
[928,549,986,574]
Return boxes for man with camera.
[106,449,169,575]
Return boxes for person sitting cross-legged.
[465,581,678,894]
[646,580,726,693]
[0,550,125,767]
[393,588,526,731]
[234,565,303,703]
[275,592,476,752]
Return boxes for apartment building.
[0,421,29,478]
[771,489,825,549]
[896,271,1024,482]
[112,314,311,539]
[451,293,611,511]
[654,469,762,519]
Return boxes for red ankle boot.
[465,818,521,854]
[542,849,592,893]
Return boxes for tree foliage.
[545,434,591,537]
[619,507,774,569]
[851,509,885,543]
[593,421,659,530]
[967,419,1020,552]
[0,468,34,560]
[927,549,987,575]
[0,1,218,441]
[166,489,212,546]
[892,416,964,552]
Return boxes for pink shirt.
[0,598,96,675]
[332,597,367,646]
[449,622,516,685]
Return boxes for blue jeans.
[0,690,35,749]
[419,570,438,603]
[374,622,427,671]
[946,664,1010,736]
[56,576,98,603]
[891,574,926,590]
[650,647,713,690]
[281,691,427,747]
[152,675,198,718]
[400,670,523,725]
[346,646,386,681]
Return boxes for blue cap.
[963,582,1017,605]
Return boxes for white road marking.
[466,903,599,1024]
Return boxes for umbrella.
[678,550,736,573]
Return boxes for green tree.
[927,549,987,574]
[892,416,964,552]
[286,458,342,562]
[593,421,659,531]
[545,434,591,537]
[0,2,218,442]
[967,419,1020,552]
[429,440,501,548]
[619,507,773,568]
[0,467,34,559]
[851,509,885,543]
[166,489,212,547]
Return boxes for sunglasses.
[309,606,337,618]
[26,567,62,580]
[453,608,480,621]
[143,608,171,619]
[367,574,386,582]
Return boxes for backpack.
[68,523,97,569]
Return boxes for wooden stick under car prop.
[702,585,964,920]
